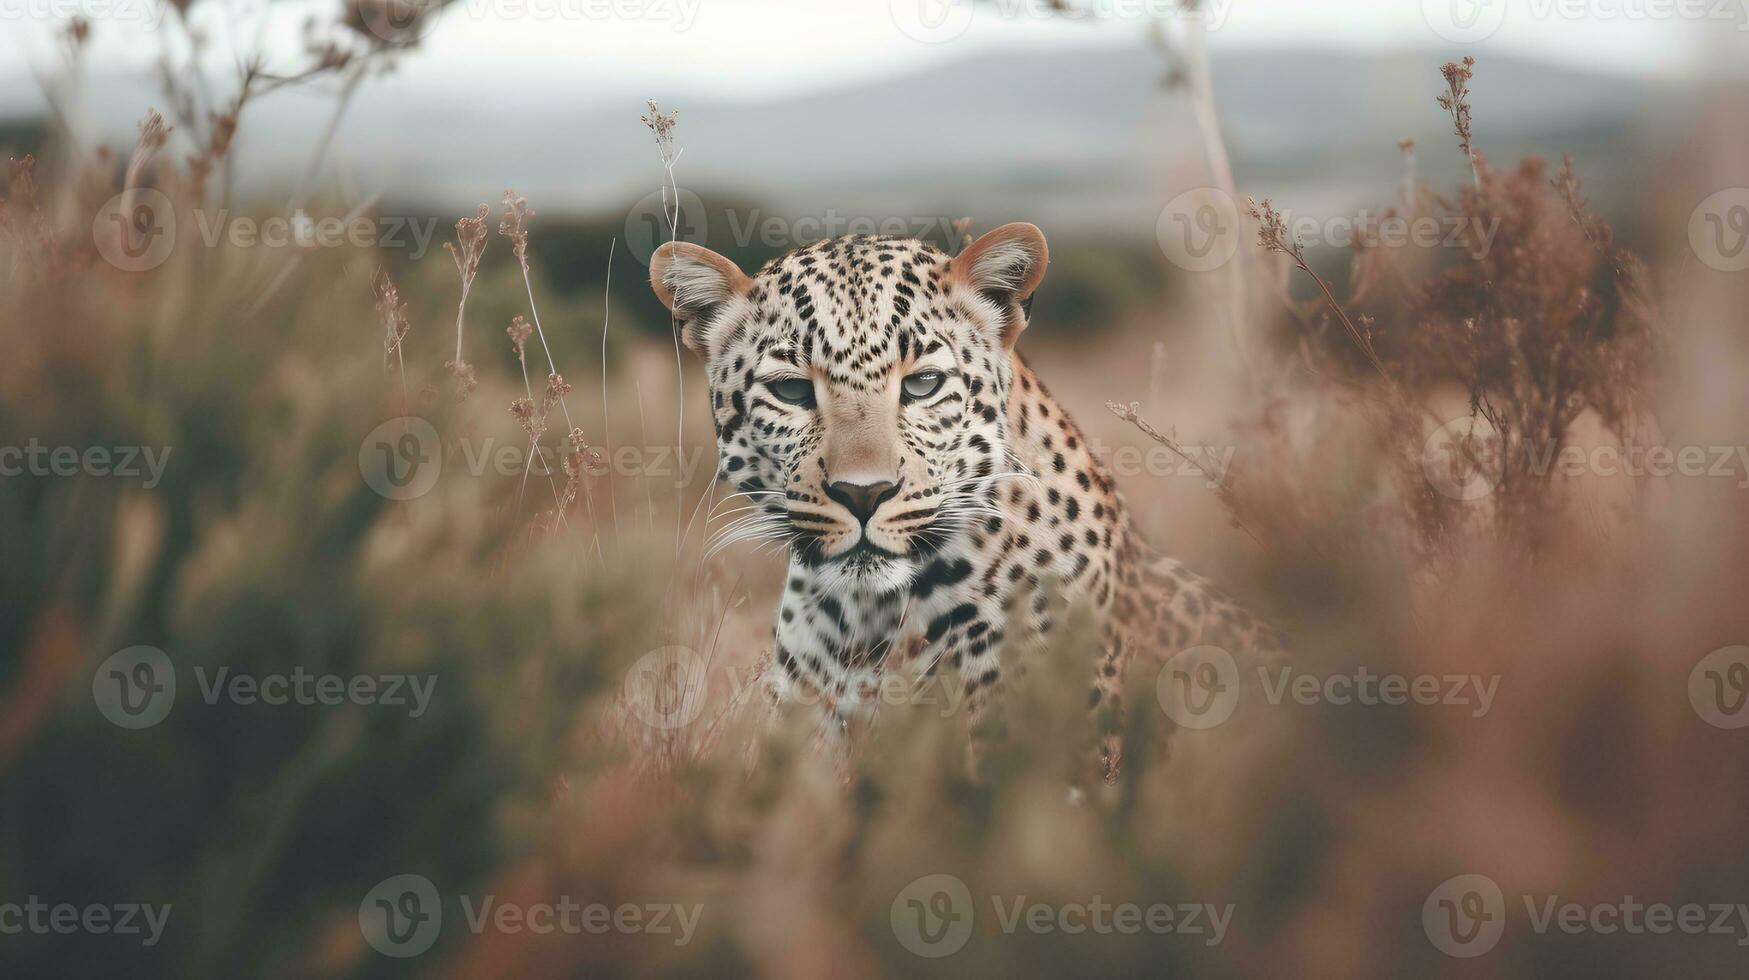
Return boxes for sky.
[4,0,1742,109]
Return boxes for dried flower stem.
[1246,197,1392,387]
[600,238,620,537]
[506,317,569,529]
[373,269,410,403]
[1105,400,1259,545]
[1438,57,1480,192]
[643,100,688,555]
[499,190,575,433]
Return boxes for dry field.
[5,11,1749,980]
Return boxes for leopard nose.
[825,480,899,524]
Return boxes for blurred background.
[4,1,1749,978]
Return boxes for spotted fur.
[652,225,1278,778]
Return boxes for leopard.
[649,223,1279,779]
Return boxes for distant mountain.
[0,43,1676,235]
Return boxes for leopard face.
[652,226,1048,596]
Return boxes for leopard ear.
[650,241,752,356]
[950,222,1048,348]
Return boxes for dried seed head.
[446,204,490,283]
[541,372,571,418]
[506,315,533,356]
[498,190,533,271]
[1438,57,1477,162]
[510,397,544,440]
[640,99,679,141]
[445,358,477,401]
[374,271,411,366]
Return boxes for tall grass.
[3,18,1749,980]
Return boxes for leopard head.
[650,224,1048,593]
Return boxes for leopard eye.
[767,376,815,407]
[902,370,947,402]
[902,370,948,402]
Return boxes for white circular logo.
[1421,0,1508,44]
[1156,644,1240,730]
[1688,188,1749,273]
[93,645,176,729]
[93,189,176,272]
[359,417,442,500]
[1689,645,1749,730]
[890,0,976,43]
[1422,873,1505,958]
[359,874,443,957]
[625,187,708,267]
[624,646,710,730]
[1156,187,1241,273]
[891,873,973,957]
[1421,415,1505,502]
[354,0,443,46]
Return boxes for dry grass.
[4,27,1749,980]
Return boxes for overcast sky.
[5,0,1744,107]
